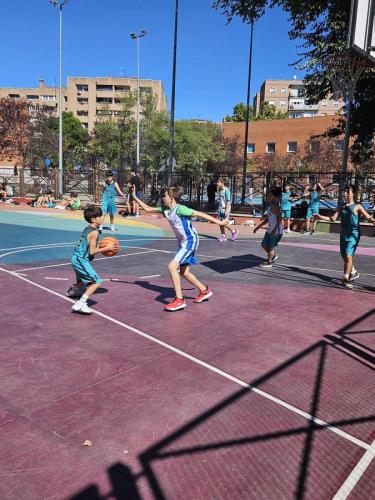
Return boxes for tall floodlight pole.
[49,0,68,195]
[241,22,254,204]
[130,30,147,172]
[168,0,179,185]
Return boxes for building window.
[268,100,275,105]
[334,140,344,151]
[321,100,328,106]
[76,84,88,92]
[334,101,340,107]
[280,100,286,106]
[97,84,113,92]
[77,110,88,116]
[114,85,130,92]
[26,95,39,100]
[266,143,276,153]
[77,97,88,104]
[269,87,276,93]
[41,95,56,101]
[310,141,320,153]
[82,123,88,129]
[287,141,297,153]
[8,93,20,98]
[281,87,286,93]
[247,143,255,154]
[96,97,112,104]
[140,86,152,94]
[96,109,113,116]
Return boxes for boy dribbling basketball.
[67,205,116,314]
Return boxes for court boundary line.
[332,440,375,499]
[0,265,370,452]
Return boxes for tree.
[90,120,121,168]
[213,0,375,164]
[224,102,254,122]
[0,98,31,168]
[256,102,289,120]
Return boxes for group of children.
[67,177,375,314]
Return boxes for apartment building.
[222,115,344,158]
[0,76,168,130]
[253,79,342,118]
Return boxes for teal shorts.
[340,234,360,258]
[281,209,291,219]
[102,200,116,216]
[71,255,102,285]
[262,232,282,251]
[307,206,319,219]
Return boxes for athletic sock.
[79,294,89,304]
[344,274,349,281]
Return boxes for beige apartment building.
[253,79,342,118]
[0,76,168,130]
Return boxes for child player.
[216,178,239,242]
[313,184,375,289]
[67,205,116,314]
[253,186,284,268]
[100,170,127,232]
[281,183,293,233]
[132,185,229,311]
[304,181,325,235]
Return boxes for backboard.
[348,0,375,64]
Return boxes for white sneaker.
[110,225,116,232]
[286,228,291,233]
[72,301,93,314]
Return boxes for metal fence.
[1,168,375,216]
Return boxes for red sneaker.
[194,287,213,303]
[164,297,186,312]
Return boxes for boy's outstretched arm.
[358,205,375,224]
[253,216,268,233]
[115,182,127,198]
[192,210,229,226]
[132,186,159,213]
[312,210,340,223]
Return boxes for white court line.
[0,242,76,252]
[44,277,69,281]
[333,440,375,499]
[0,265,370,452]
[139,274,161,279]
[13,249,158,272]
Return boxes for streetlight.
[130,30,147,172]
[168,0,179,185]
[49,0,68,196]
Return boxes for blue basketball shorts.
[262,232,282,251]
[340,233,360,258]
[102,199,116,216]
[71,255,102,285]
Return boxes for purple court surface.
[0,207,374,500]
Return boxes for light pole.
[130,30,147,172]
[168,0,179,185]
[49,0,68,196]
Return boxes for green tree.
[213,0,375,163]
[224,102,254,122]
[90,120,121,168]
[256,102,289,120]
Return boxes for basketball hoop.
[323,51,370,101]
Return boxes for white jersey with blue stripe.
[163,204,199,249]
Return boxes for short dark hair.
[70,192,78,198]
[270,186,282,198]
[165,186,184,203]
[106,170,114,177]
[84,205,102,223]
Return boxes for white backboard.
[348,0,375,64]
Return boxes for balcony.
[289,102,318,111]
[97,85,113,92]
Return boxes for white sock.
[351,267,356,274]
[344,274,349,280]
[79,294,89,304]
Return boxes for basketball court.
[0,205,374,499]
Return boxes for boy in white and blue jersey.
[67,205,116,314]
[132,185,229,311]
[216,178,239,242]
[100,171,127,232]
[253,186,284,268]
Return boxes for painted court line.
[44,277,69,281]
[333,440,375,499]
[139,274,162,279]
[0,266,370,452]
[12,249,158,272]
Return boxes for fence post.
[19,168,25,197]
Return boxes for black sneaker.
[260,261,272,268]
[342,278,353,290]
[66,286,84,298]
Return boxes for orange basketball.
[99,236,120,257]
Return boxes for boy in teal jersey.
[68,205,117,314]
[216,178,239,242]
[303,182,324,235]
[313,185,375,289]
[100,171,127,232]
[281,183,293,233]
[253,186,284,268]
[132,185,229,311]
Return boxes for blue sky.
[0,0,303,121]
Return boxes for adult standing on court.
[130,170,142,217]
[100,170,127,232]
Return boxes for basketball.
[99,236,120,257]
